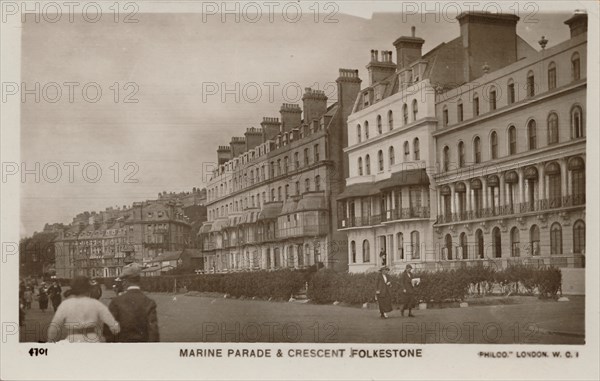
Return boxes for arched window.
[571,105,584,138]
[350,241,356,263]
[444,234,453,260]
[508,125,517,155]
[530,225,540,256]
[476,229,484,259]
[410,231,420,259]
[573,220,585,254]
[443,146,450,171]
[507,78,515,104]
[442,106,449,127]
[403,103,409,125]
[388,110,394,130]
[473,93,480,116]
[404,141,410,161]
[364,121,369,139]
[365,154,371,175]
[389,146,395,166]
[459,233,468,260]
[378,150,384,172]
[376,115,382,134]
[570,157,585,203]
[474,136,481,163]
[396,232,404,260]
[489,86,497,110]
[413,138,420,160]
[547,113,559,145]
[571,52,581,81]
[527,120,537,150]
[362,240,370,262]
[492,227,502,258]
[356,124,362,143]
[412,99,418,121]
[490,131,498,159]
[458,141,465,167]
[510,227,520,257]
[547,162,561,204]
[550,223,562,255]
[457,100,464,122]
[358,157,363,176]
[527,70,535,97]
[548,62,557,90]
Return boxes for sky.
[18,2,578,236]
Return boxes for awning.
[148,251,181,263]
[199,223,213,234]
[297,192,328,211]
[281,199,299,215]
[378,168,430,190]
[336,182,382,200]
[258,202,283,220]
[210,218,229,232]
[241,210,260,224]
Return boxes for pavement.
[19,288,585,344]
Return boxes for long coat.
[105,289,159,342]
[399,270,416,308]
[375,273,393,313]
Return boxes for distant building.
[199,69,361,272]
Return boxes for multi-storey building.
[338,11,587,273]
[54,198,192,278]
[433,12,587,269]
[200,69,362,272]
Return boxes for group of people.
[46,263,159,343]
[19,279,64,325]
[375,264,417,319]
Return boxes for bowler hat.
[379,266,390,272]
[405,264,413,270]
[121,263,142,278]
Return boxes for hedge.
[66,264,562,304]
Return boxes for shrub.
[534,266,562,299]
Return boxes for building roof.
[297,192,328,212]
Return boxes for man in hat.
[375,266,393,319]
[399,264,416,317]
[105,263,159,342]
[90,278,102,300]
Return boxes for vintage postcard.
[1,1,598,380]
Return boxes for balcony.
[437,195,586,224]
[279,224,329,238]
[339,208,430,229]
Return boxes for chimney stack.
[393,26,425,71]
[279,103,302,132]
[244,127,263,151]
[217,146,232,165]
[366,49,396,85]
[302,88,328,124]
[564,10,587,38]
[260,117,281,141]
[229,137,246,158]
[456,12,519,81]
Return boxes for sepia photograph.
[1,1,598,380]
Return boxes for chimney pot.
[411,26,416,37]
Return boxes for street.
[20,288,585,344]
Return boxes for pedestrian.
[399,264,416,317]
[90,279,102,300]
[375,266,393,319]
[47,276,120,343]
[48,281,62,312]
[105,263,159,342]
[38,285,49,312]
[112,278,124,296]
[23,287,33,310]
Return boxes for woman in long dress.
[47,276,120,343]
[375,266,393,319]
[38,285,49,312]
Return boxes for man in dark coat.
[105,264,159,342]
[399,264,416,317]
[375,266,393,319]
[47,281,62,312]
[89,279,102,300]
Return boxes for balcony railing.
[338,207,430,229]
[437,195,586,224]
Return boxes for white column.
[538,164,546,201]
[450,183,456,214]
[481,177,488,209]
[518,168,525,204]
[391,190,396,209]
[560,159,568,197]
[465,182,472,213]
[499,173,505,207]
